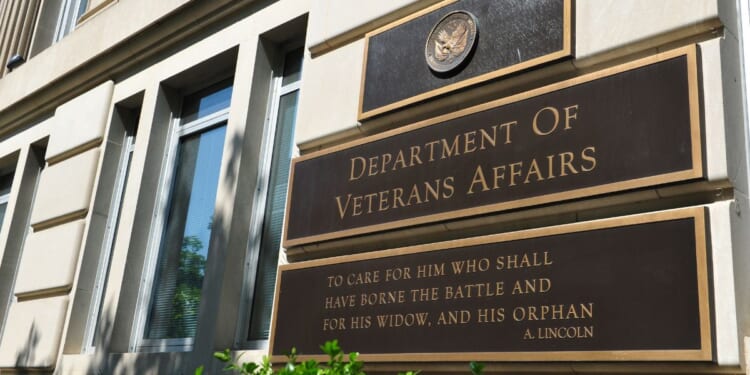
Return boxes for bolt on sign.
[271,207,711,362]
[284,45,703,248]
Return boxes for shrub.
[196,340,482,375]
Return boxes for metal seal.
[425,10,478,73]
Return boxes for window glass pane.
[180,81,233,124]
[92,135,135,348]
[57,0,84,41]
[248,89,299,340]
[145,124,226,340]
[281,49,304,86]
[0,172,14,232]
[77,0,89,19]
[0,203,7,232]
[0,173,13,198]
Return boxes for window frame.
[133,89,231,353]
[29,0,88,57]
[237,46,302,349]
[82,127,136,353]
[0,171,15,228]
[0,144,45,341]
[53,0,88,42]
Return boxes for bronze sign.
[284,46,702,248]
[360,0,572,119]
[271,207,711,362]
[425,11,478,73]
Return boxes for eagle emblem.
[425,11,478,73]
[434,23,469,61]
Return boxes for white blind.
[248,89,299,340]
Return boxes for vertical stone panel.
[0,296,69,368]
[47,81,113,163]
[29,148,100,227]
[14,220,86,296]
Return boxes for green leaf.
[469,361,484,375]
[194,365,204,375]
[214,348,231,362]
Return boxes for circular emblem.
[425,10,478,73]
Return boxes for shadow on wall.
[78,132,247,374]
[14,321,41,374]
[82,306,183,375]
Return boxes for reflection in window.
[144,81,231,341]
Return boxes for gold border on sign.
[282,45,703,248]
[357,0,573,120]
[270,207,712,363]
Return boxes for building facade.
[0,0,747,374]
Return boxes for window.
[0,172,15,231]
[0,144,45,339]
[245,48,302,343]
[29,0,89,58]
[138,80,232,350]
[83,104,139,352]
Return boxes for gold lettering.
[559,151,578,176]
[349,157,366,181]
[368,156,379,176]
[351,196,363,216]
[393,187,406,207]
[477,307,505,323]
[410,145,423,166]
[513,303,594,322]
[380,153,392,174]
[498,121,517,144]
[523,328,535,339]
[581,146,597,172]
[442,176,455,198]
[364,192,378,213]
[441,135,461,159]
[546,154,556,179]
[335,194,352,219]
[464,130,477,153]
[492,165,506,189]
[508,162,523,186]
[322,318,346,331]
[437,310,471,325]
[467,166,489,194]
[532,106,559,136]
[407,184,422,205]
[524,158,543,183]
[378,190,389,211]
[425,140,441,162]
[563,104,578,130]
[479,125,498,149]
[393,150,408,170]
[410,287,439,302]
[424,180,440,202]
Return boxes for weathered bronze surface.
[425,11,478,73]
[360,0,571,119]
[285,47,702,247]
[271,208,711,362]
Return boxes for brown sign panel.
[359,0,572,120]
[284,46,702,247]
[271,208,711,362]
